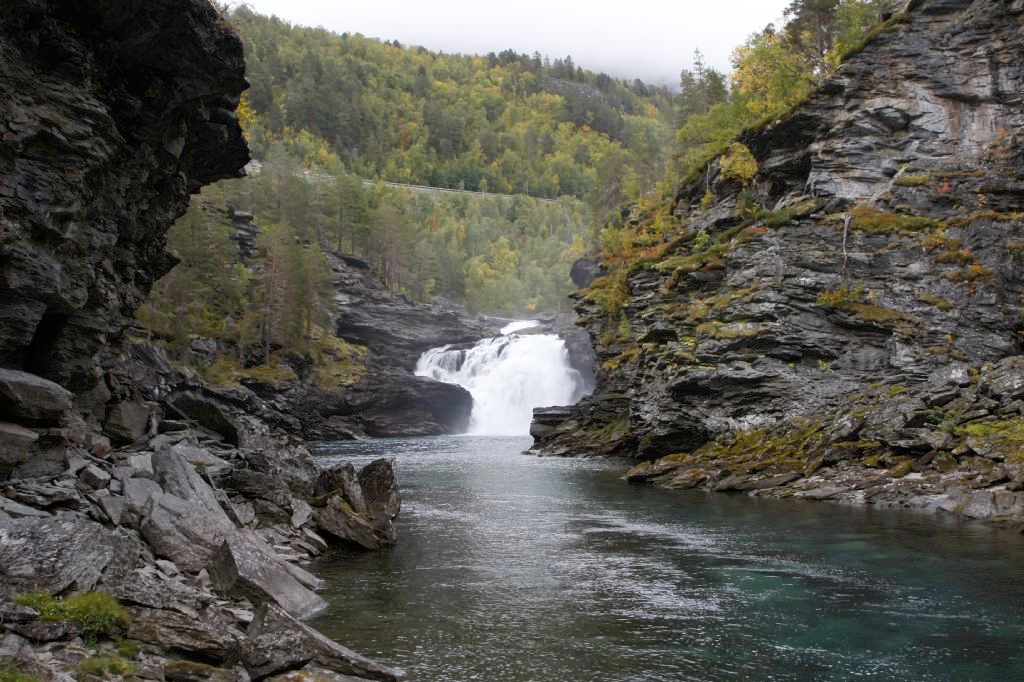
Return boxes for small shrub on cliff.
[719,143,758,186]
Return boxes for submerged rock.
[313,459,400,549]
[242,603,403,681]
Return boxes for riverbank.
[0,352,404,681]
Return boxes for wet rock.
[241,603,402,681]
[625,459,684,482]
[208,530,326,620]
[0,369,73,427]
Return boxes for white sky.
[232,0,790,87]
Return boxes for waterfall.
[415,325,584,436]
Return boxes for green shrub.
[13,592,129,638]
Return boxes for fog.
[234,0,790,87]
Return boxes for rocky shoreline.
[1,356,405,681]
[531,0,1024,531]
[0,1,409,679]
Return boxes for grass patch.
[837,11,912,62]
[601,347,641,373]
[761,199,823,228]
[942,263,998,283]
[0,666,42,682]
[696,321,772,340]
[917,291,954,311]
[895,174,929,187]
[76,655,136,678]
[958,418,1024,463]
[13,592,128,638]
[308,328,367,389]
[817,286,919,334]
[843,204,942,235]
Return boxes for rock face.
[0,0,248,392]
[330,254,498,371]
[532,0,1024,527]
[0,2,403,681]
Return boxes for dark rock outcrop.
[532,0,1024,527]
[329,253,499,371]
[0,0,248,392]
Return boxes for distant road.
[246,159,562,204]
[362,179,560,204]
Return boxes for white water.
[499,319,540,335]
[415,326,583,436]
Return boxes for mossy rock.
[889,460,914,478]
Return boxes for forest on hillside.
[140,0,893,384]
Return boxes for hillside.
[228,6,675,205]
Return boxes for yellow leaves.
[719,143,758,186]
[235,92,258,141]
[730,29,813,119]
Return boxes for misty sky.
[236,0,792,87]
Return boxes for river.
[308,435,1024,682]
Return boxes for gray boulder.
[358,459,400,544]
[104,401,151,444]
[152,445,231,516]
[168,392,240,445]
[313,496,381,550]
[127,605,244,661]
[208,530,326,620]
[0,515,114,596]
[0,369,73,426]
[141,492,236,572]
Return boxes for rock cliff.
[0,2,403,680]
[533,0,1024,527]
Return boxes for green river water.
[308,436,1024,682]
